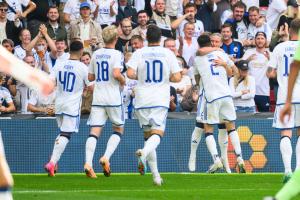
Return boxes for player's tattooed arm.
[266,67,276,78]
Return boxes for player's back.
[194,51,231,103]
[269,41,300,104]
[90,48,123,106]
[127,46,180,109]
[53,59,88,116]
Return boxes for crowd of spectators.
[0,0,297,117]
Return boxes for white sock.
[103,133,121,160]
[142,135,161,158]
[229,130,242,158]
[0,191,13,200]
[147,150,160,178]
[85,135,98,167]
[50,136,69,164]
[205,133,219,162]
[280,136,292,174]
[190,127,203,159]
[296,136,300,170]
[218,128,230,172]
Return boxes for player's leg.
[188,122,204,172]
[296,129,300,170]
[273,104,295,182]
[218,124,231,173]
[135,108,167,185]
[0,132,13,200]
[45,115,78,176]
[84,107,107,178]
[220,98,245,173]
[99,106,125,177]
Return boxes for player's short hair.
[163,38,175,46]
[69,40,83,53]
[131,34,143,42]
[290,18,300,35]
[0,1,8,7]
[211,32,222,39]
[197,34,211,47]
[82,51,91,58]
[248,6,259,13]
[221,23,233,32]
[232,1,247,11]
[146,25,161,43]
[102,25,118,44]
[184,2,197,11]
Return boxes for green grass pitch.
[12,173,300,200]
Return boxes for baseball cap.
[80,2,91,9]
[235,60,249,71]
[288,0,299,7]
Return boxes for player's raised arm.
[126,49,139,80]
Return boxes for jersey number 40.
[58,71,76,92]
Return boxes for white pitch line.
[14,188,275,194]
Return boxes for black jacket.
[5,20,22,46]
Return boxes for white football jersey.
[126,46,181,109]
[28,89,56,107]
[95,0,118,25]
[89,48,124,106]
[194,51,233,103]
[0,86,13,104]
[268,40,300,104]
[14,45,35,60]
[51,60,89,116]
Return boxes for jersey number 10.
[58,71,76,92]
[145,60,163,83]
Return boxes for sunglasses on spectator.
[0,8,8,12]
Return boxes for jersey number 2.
[145,60,163,83]
[58,71,76,92]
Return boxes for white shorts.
[196,91,207,123]
[273,104,300,129]
[134,107,168,132]
[56,115,80,133]
[205,97,236,124]
[87,106,125,127]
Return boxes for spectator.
[46,6,68,44]
[150,0,173,38]
[176,22,199,65]
[16,54,36,113]
[195,0,218,32]
[169,86,177,112]
[165,0,180,23]
[0,73,16,114]
[47,39,70,70]
[80,51,93,114]
[266,0,288,30]
[27,0,59,37]
[63,0,96,30]
[242,32,270,112]
[116,18,133,53]
[95,0,118,29]
[131,10,149,40]
[25,24,57,73]
[0,1,22,45]
[130,34,144,51]
[224,1,250,44]
[221,23,244,61]
[276,0,299,31]
[229,60,256,113]
[172,3,204,38]
[14,29,34,60]
[180,85,199,112]
[220,0,238,25]
[5,0,36,23]
[27,89,56,115]
[116,0,137,25]
[69,2,104,54]
[2,39,17,97]
[247,6,272,45]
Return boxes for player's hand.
[255,17,264,27]
[241,89,250,95]
[176,88,184,94]
[280,102,292,124]
[214,56,226,67]
[46,106,55,116]
[247,54,256,61]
